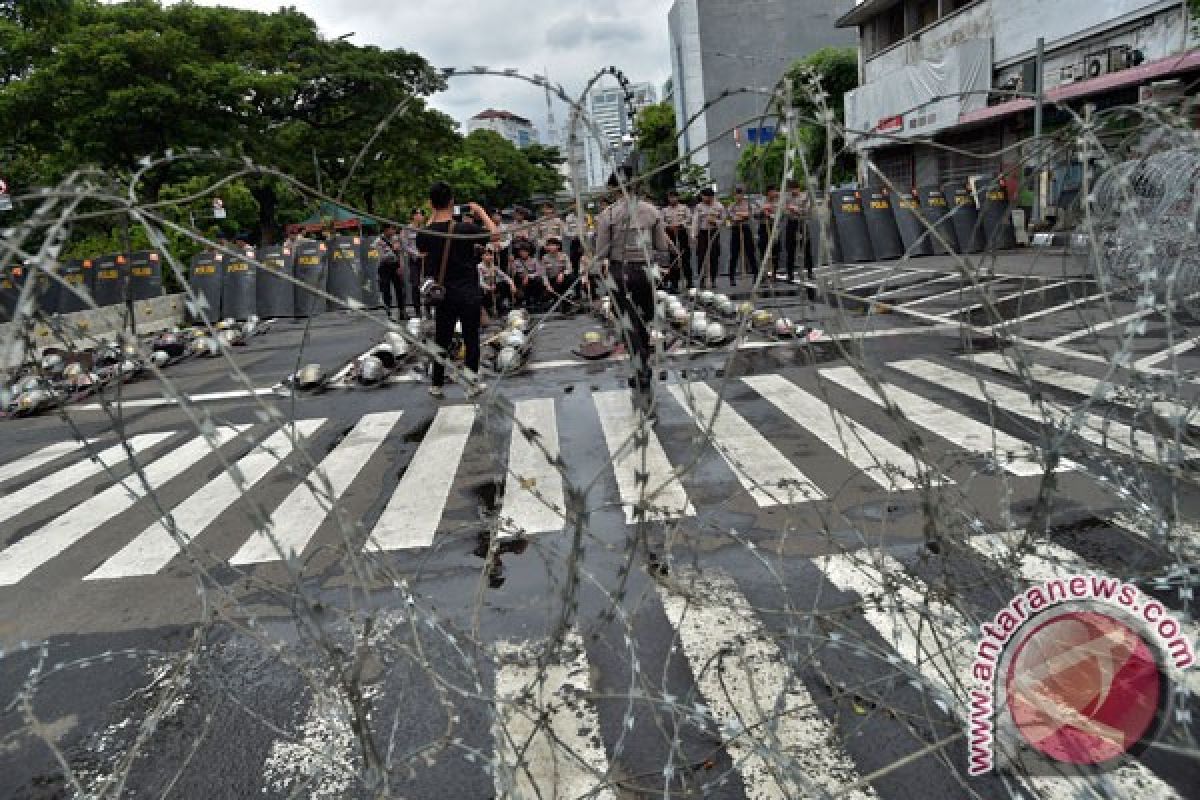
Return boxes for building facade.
[840,0,1197,218]
[466,109,539,149]
[581,81,658,190]
[667,0,857,192]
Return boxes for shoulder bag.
[421,221,454,306]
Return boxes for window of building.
[916,0,938,30]
[876,4,906,52]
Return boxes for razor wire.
[0,58,1197,800]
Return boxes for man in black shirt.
[416,181,498,399]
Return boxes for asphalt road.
[1,254,1197,799]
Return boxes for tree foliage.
[0,0,563,262]
[635,102,680,204]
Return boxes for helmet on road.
[358,355,384,384]
[496,346,520,373]
[751,310,774,328]
[705,321,727,345]
[774,317,794,337]
[294,363,324,390]
[700,290,715,307]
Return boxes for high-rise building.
[466,109,539,149]
[668,0,856,191]
[579,82,658,190]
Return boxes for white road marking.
[898,278,1002,308]
[989,290,1111,333]
[821,366,1070,476]
[966,352,1193,423]
[233,412,403,564]
[841,270,925,292]
[1135,335,1200,370]
[592,390,693,523]
[1046,292,1200,346]
[667,382,823,506]
[0,439,89,487]
[868,273,962,300]
[742,374,945,490]
[0,434,175,527]
[87,420,325,579]
[74,388,285,411]
[492,632,616,800]
[956,280,1074,315]
[499,398,566,537]
[659,569,877,800]
[365,406,474,552]
[891,359,1200,466]
[824,267,891,288]
[0,428,243,585]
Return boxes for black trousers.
[666,226,692,292]
[407,259,424,317]
[757,223,780,275]
[609,262,655,397]
[695,229,721,288]
[378,262,406,316]
[482,284,513,314]
[432,293,481,388]
[729,223,756,282]
[784,220,812,283]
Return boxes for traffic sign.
[0,177,10,212]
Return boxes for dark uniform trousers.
[729,223,756,283]
[696,230,721,288]
[378,261,407,317]
[784,220,813,285]
[407,256,425,318]
[609,261,654,392]
[757,223,780,276]
[665,226,692,292]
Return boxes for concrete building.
[466,109,538,149]
[582,81,658,190]
[839,0,1198,218]
[667,0,857,192]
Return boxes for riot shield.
[221,248,258,320]
[256,245,295,318]
[327,235,364,309]
[189,251,224,321]
[807,194,842,267]
[359,237,384,309]
[128,250,164,301]
[977,176,1016,251]
[47,259,93,314]
[0,264,20,322]
[91,254,129,307]
[294,240,328,317]
[946,186,985,254]
[830,189,874,263]
[863,190,904,261]
[892,191,934,257]
[917,186,959,255]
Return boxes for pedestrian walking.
[595,167,672,415]
[416,182,497,399]
[691,188,726,289]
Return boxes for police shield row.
[1,252,165,323]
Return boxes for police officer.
[783,180,811,285]
[756,187,782,286]
[660,190,692,293]
[595,166,672,414]
[728,185,756,286]
[691,188,726,289]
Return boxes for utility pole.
[1032,37,1045,226]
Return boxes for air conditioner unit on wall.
[1085,53,1110,79]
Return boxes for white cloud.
[171,0,674,142]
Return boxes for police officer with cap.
[594,164,672,415]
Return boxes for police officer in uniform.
[691,188,726,289]
[728,185,757,286]
[660,189,692,293]
[783,180,810,284]
[595,166,672,414]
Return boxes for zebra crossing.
[245,530,1194,800]
[0,352,1195,589]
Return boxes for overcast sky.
[177,0,676,142]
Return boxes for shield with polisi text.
[221,248,257,320]
[188,251,224,320]
[327,235,364,310]
[128,250,164,301]
[256,245,295,318]
[91,254,128,307]
[294,240,328,317]
[830,189,874,263]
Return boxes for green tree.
[522,143,566,198]
[634,101,680,203]
[782,46,859,186]
[736,138,788,194]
